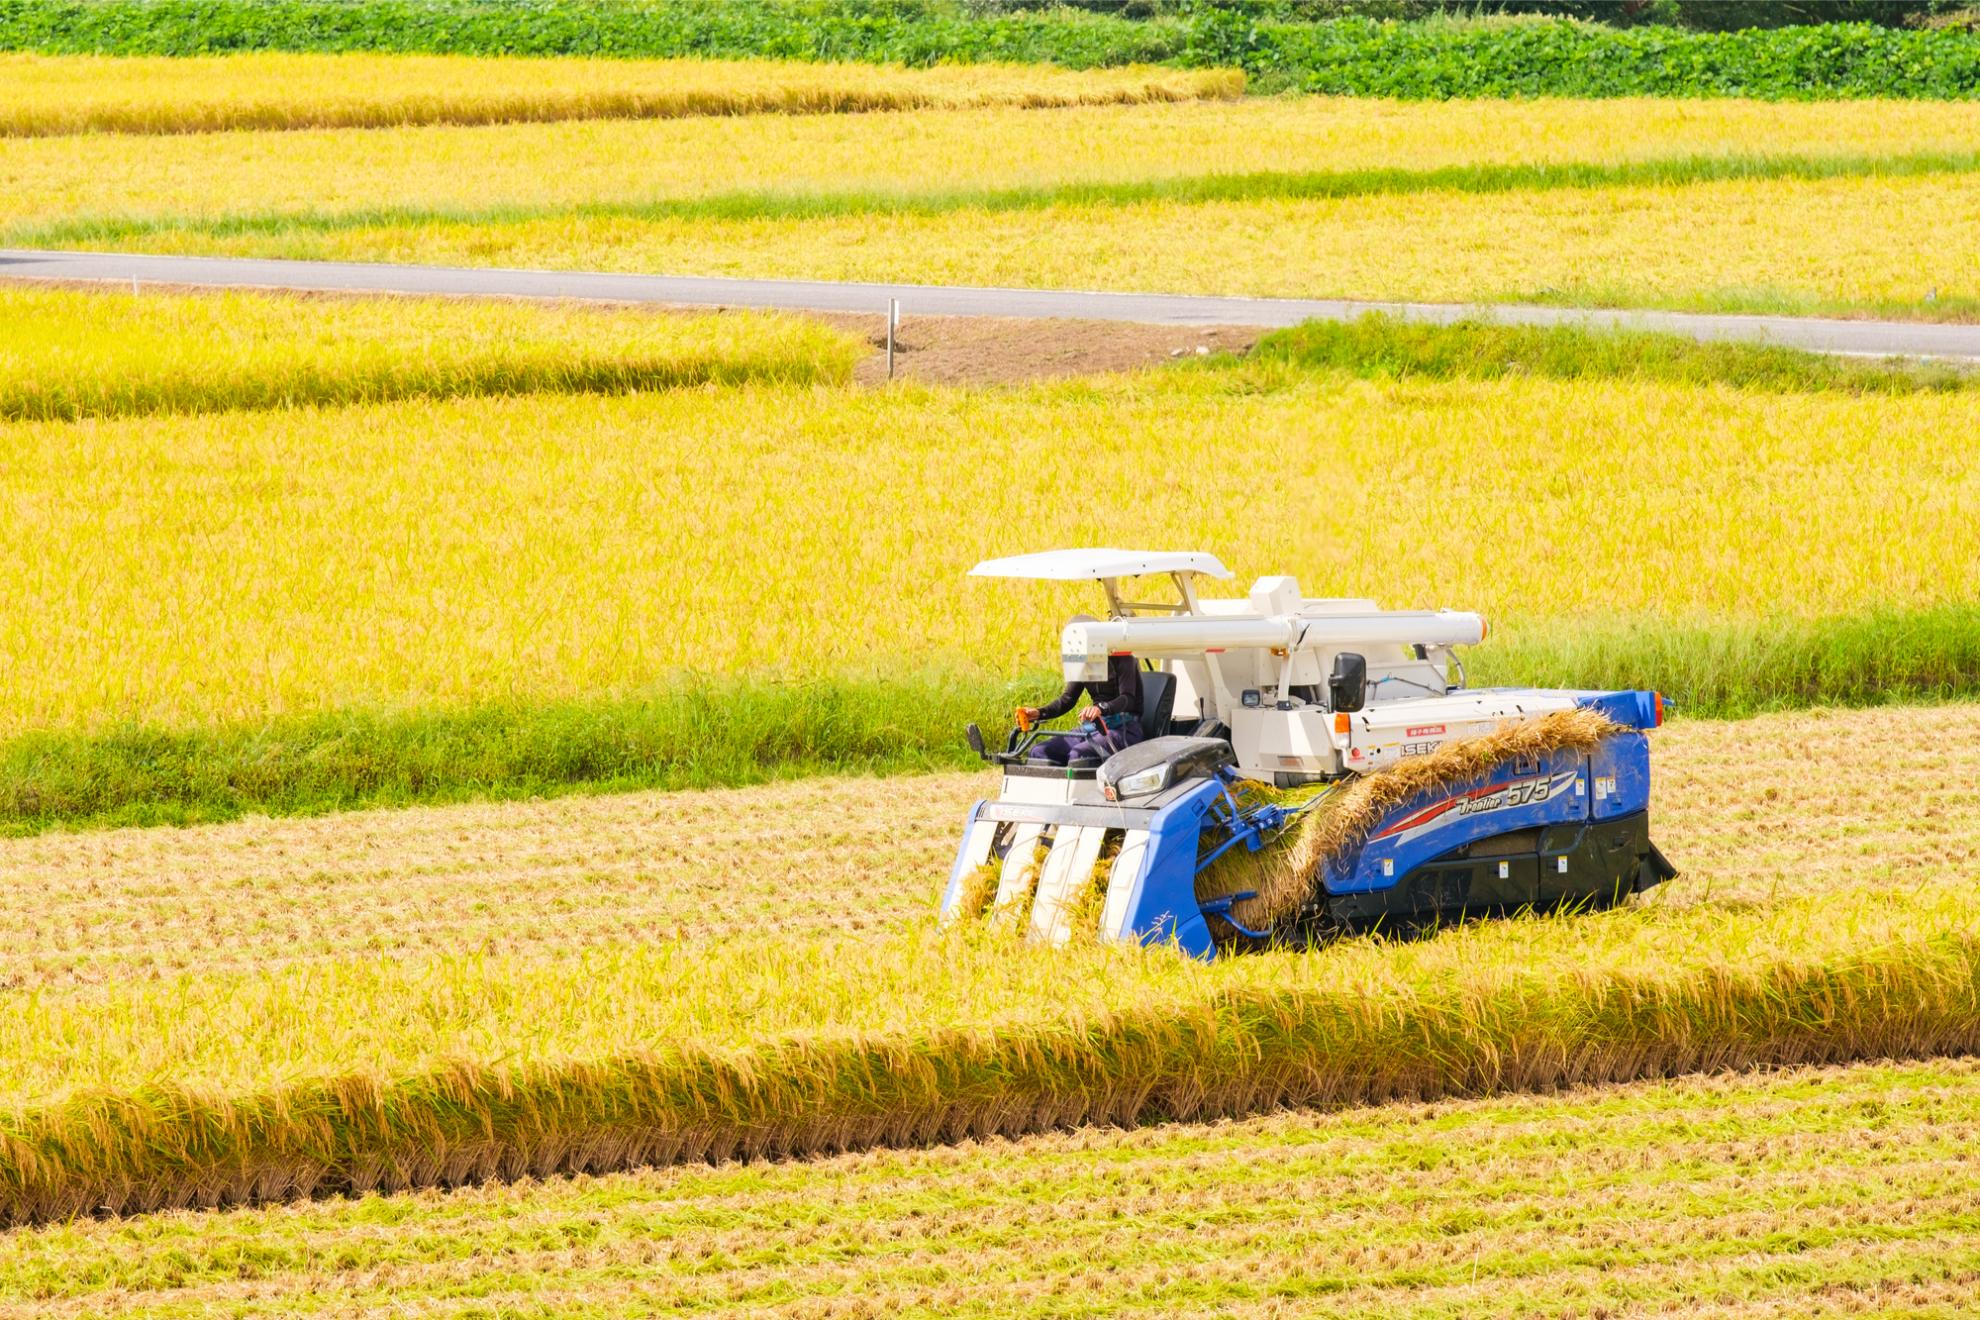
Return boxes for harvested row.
[0,286,862,421]
[4,359,1976,737]
[1,878,1976,1223]
[3,702,1975,987]
[13,95,1980,238]
[0,771,967,986]
[0,53,1240,136]
[191,166,1980,319]
[2,1057,1972,1316]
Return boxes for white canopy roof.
[969,549,1233,582]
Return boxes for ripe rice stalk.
[1054,834,1122,944]
[3,364,1976,742]
[2,1057,1972,1313]
[991,841,1051,933]
[240,169,1980,320]
[0,285,861,422]
[1205,708,1621,929]
[0,883,1975,1223]
[12,97,1980,244]
[953,861,1000,919]
[0,53,1241,137]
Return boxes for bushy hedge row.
[1201,12,1980,96]
[2,0,1978,98]
[0,0,1180,66]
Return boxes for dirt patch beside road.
[842,312,1262,385]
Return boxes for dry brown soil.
[835,311,1262,385]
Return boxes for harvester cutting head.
[940,549,1675,958]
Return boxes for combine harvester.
[942,550,1674,958]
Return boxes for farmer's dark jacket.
[1037,654,1141,722]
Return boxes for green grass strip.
[5,605,1980,835]
[16,148,1979,251]
[1470,607,1980,717]
[0,672,1026,836]
[1249,313,1980,395]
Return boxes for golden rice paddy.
[2,357,1974,734]
[20,878,1967,1204]
[6,95,1980,235]
[0,285,859,420]
[0,290,1959,1237]
[4,55,1977,1301]
[0,1056,1967,1317]
[167,168,1978,316]
[0,52,1239,136]
[0,700,1975,1222]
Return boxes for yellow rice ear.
[953,862,1001,919]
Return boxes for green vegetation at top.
[6,0,1980,100]
[1207,10,1980,97]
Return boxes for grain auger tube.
[940,549,1676,958]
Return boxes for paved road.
[5,247,1977,361]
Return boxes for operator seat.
[1138,669,1177,740]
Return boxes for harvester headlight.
[1114,765,1170,799]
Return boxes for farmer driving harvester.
[948,549,1676,958]
[1017,614,1145,766]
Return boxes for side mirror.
[1329,652,1367,714]
[965,723,989,761]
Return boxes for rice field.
[0,699,1976,1221]
[6,96,1980,239]
[4,47,1978,1304]
[4,889,1975,1212]
[0,1056,1969,1317]
[0,702,1969,984]
[3,349,1974,736]
[154,167,1978,319]
[8,89,1980,318]
[0,53,1240,136]
[0,286,859,420]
